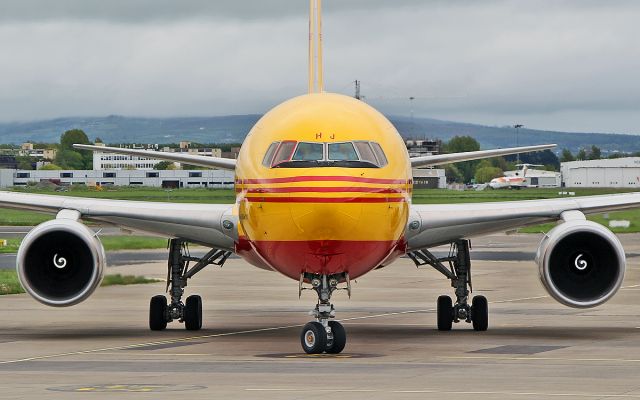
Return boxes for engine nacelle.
[16,219,106,307]
[536,219,625,308]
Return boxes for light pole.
[514,124,524,164]
[409,97,415,137]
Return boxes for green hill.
[1,114,638,153]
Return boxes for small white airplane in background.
[489,164,543,189]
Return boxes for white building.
[18,143,57,160]
[170,148,223,158]
[0,169,234,189]
[412,168,447,189]
[504,168,561,187]
[94,152,166,170]
[561,157,640,188]
[93,146,223,170]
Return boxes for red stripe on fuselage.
[243,196,406,203]
[238,186,408,194]
[237,176,411,184]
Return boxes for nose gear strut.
[299,272,349,354]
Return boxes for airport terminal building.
[0,169,235,189]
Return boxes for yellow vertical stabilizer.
[308,0,324,94]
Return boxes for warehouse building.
[561,158,640,188]
[412,168,447,189]
[0,169,235,189]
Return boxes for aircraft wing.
[0,191,237,251]
[74,144,237,171]
[410,144,555,168]
[406,192,640,250]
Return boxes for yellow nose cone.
[290,203,362,240]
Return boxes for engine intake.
[536,219,625,308]
[17,219,106,307]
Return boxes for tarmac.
[2,232,640,399]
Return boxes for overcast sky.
[0,0,638,134]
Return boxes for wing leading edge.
[0,191,236,251]
[407,192,640,250]
[410,144,556,168]
[74,144,237,171]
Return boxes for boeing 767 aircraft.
[1,1,638,354]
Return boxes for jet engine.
[16,218,106,307]
[536,219,625,308]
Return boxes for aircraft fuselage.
[234,93,412,280]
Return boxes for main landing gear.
[149,239,231,331]
[408,239,488,331]
[299,273,350,354]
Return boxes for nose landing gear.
[409,239,488,331]
[299,273,349,354]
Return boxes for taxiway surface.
[1,233,640,399]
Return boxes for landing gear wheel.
[300,322,327,354]
[471,295,488,331]
[326,321,346,354]
[149,295,168,331]
[184,295,203,331]
[437,295,453,331]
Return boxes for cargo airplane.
[2,1,638,354]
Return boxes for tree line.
[439,136,559,184]
[14,129,242,171]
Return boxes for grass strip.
[0,236,168,254]
[0,271,161,295]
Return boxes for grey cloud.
[0,0,638,134]
[0,0,431,22]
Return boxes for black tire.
[471,295,488,331]
[437,295,453,331]
[300,322,327,354]
[184,295,203,331]
[149,295,168,331]
[326,321,346,354]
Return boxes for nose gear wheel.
[299,273,349,354]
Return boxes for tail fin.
[308,0,324,93]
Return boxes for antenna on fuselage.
[308,0,324,93]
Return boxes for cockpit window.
[354,141,377,164]
[266,140,388,168]
[262,142,280,167]
[271,141,297,166]
[328,142,358,161]
[293,142,324,161]
[370,142,388,167]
